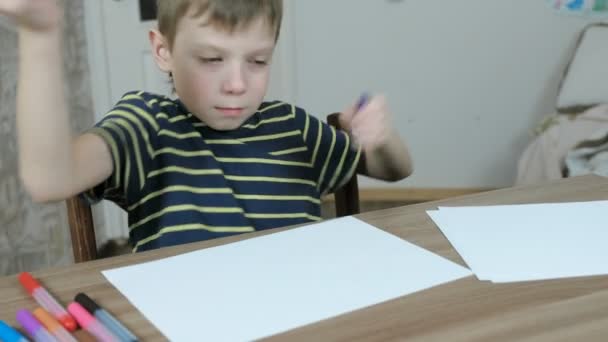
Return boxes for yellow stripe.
[128,186,233,211]
[259,102,286,113]
[303,107,310,142]
[245,213,321,220]
[121,93,144,101]
[158,130,200,139]
[104,109,155,157]
[169,114,192,123]
[102,122,132,193]
[234,194,320,204]
[205,130,299,144]
[159,100,175,107]
[334,145,362,192]
[148,166,223,177]
[89,128,121,191]
[115,101,160,131]
[153,148,214,158]
[216,157,311,167]
[110,118,146,190]
[204,139,244,145]
[326,131,351,194]
[156,113,169,120]
[130,204,244,230]
[122,93,160,107]
[224,175,316,187]
[270,146,308,156]
[242,112,295,129]
[238,130,300,143]
[310,119,323,167]
[193,122,206,127]
[317,126,337,191]
[133,224,255,251]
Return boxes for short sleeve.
[82,91,161,207]
[293,106,361,195]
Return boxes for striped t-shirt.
[84,91,361,252]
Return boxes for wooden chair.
[66,197,98,263]
[66,113,361,263]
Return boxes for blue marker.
[75,293,138,342]
[0,320,30,342]
[355,93,369,112]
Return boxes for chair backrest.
[65,113,360,262]
[66,197,97,262]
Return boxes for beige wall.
[291,0,599,188]
[0,1,95,275]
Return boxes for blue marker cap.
[355,93,369,112]
[0,320,29,342]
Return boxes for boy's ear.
[149,29,172,73]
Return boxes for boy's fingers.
[338,104,356,130]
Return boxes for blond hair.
[156,0,283,49]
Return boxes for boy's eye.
[251,59,268,66]
[200,57,222,63]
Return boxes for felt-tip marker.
[75,293,138,342]
[18,272,77,332]
[0,319,30,342]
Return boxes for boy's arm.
[339,95,413,181]
[7,2,112,202]
[357,127,412,181]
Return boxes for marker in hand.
[355,93,369,113]
[348,92,370,151]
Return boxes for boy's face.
[159,12,276,130]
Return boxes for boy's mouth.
[215,107,245,117]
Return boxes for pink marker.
[67,302,118,342]
[18,273,77,332]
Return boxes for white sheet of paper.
[427,201,608,283]
[102,216,472,341]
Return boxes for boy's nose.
[222,64,247,95]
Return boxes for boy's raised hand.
[0,0,61,32]
[338,94,395,153]
[338,94,413,181]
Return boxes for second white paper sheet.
[428,201,608,283]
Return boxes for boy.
[2,0,413,252]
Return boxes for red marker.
[18,272,77,331]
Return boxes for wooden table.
[2,175,607,341]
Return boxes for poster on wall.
[548,0,608,16]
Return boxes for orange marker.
[33,308,77,342]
